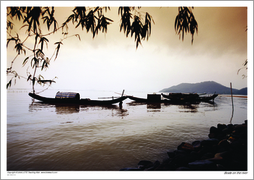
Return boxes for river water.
[6,89,247,172]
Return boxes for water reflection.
[147,103,161,112]
[111,108,129,118]
[178,104,199,113]
[55,105,80,114]
[147,103,161,109]
[29,102,128,117]
[128,101,218,113]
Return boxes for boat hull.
[29,93,127,105]
[161,93,218,102]
[127,96,171,103]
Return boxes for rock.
[156,158,173,170]
[176,166,190,170]
[177,142,194,152]
[217,139,230,152]
[120,120,247,171]
[208,151,228,162]
[230,139,247,153]
[170,153,191,168]
[145,160,160,170]
[120,167,143,171]
[167,151,175,158]
[189,151,200,162]
[200,152,215,160]
[214,151,230,160]
[210,126,218,133]
[208,126,219,139]
[188,160,216,170]
[216,164,226,170]
[174,149,189,155]
[217,123,227,131]
[201,138,219,147]
[208,132,217,139]
[192,141,202,149]
[137,160,154,170]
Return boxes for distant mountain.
[160,81,247,95]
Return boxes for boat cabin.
[55,92,80,100]
[147,94,161,102]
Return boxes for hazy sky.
[3,2,252,93]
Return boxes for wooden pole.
[230,82,234,124]
[121,89,125,97]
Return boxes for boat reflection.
[55,105,80,114]
[147,103,161,112]
[178,104,199,113]
[111,108,129,118]
[29,101,128,116]
[127,100,217,113]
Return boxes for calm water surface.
[7,89,247,171]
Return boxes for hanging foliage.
[174,7,198,44]
[6,6,197,93]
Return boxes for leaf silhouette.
[38,79,56,85]
[174,7,198,44]
[6,79,12,89]
[54,41,63,60]
[75,34,81,41]
[41,58,50,71]
[39,36,49,51]
[23,7,42,33]
[36,49,44,59]
[118,7,154,48]
[7,20,14,30]
[6,37,18,47]
[27,74,32,81]
[8,7,23,20]
[14,43,26,55]
[31,57,39,68]
[42,7,58,32]
[94,15,113,36]
[118,7,132,35]
[22,57,29,66]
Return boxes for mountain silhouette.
[160,81,247,95]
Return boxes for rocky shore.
[121,120,247,171]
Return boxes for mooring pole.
[230,82,234,124]
[121,89,125,97]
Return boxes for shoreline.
[121,120,247,171]
[219,94,247,98]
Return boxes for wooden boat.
[29,92,127,106]
[161,93,218,102]
[199,93,218,102]
[161,93,199,102]
[127,96,147,102]
[127,94,171,103]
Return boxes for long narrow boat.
[161,93,218,102]
[127,96,148,102]
[29,92,127,105]
[199,94,218,102]
[127,95,171,103]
